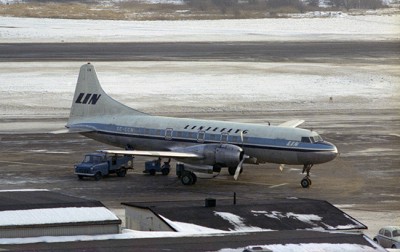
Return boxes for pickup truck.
[75,152,133,180]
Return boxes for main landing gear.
[300,164,313,188]
[180,171,197,186]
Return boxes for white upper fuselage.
[74,114,338,166]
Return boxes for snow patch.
[252,210,322,225]
[0,189,49,192]
[159,215,224,233]
[0,207,119,226]
[214,211,269,231]
[219,243,386,252]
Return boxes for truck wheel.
[94,172,102,181]
[149,169,156,176]
[181,172,196,185]
[117,168,127,177]
[161,168,170,176]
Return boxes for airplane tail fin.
[67,63,146,126]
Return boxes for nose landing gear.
[301,164,313,188]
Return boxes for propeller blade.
[234,155,249,181]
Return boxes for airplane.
[56,63,338,187]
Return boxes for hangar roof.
[0,189,103,211]
[122,197,366,232]
[0,189,120,227]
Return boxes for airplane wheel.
[149,169,156,176]
[301,177,311,188]
[117,168,127,177]
[94,172,102,181]
[181,172,196,185]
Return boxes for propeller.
[234,154,249,181]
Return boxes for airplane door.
[220,132,229,143]
[197,130,205,143]
[165,128,173,140]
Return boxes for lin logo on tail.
[75,93,101,105]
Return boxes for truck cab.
[75,152,133,180]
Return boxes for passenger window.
[206,127,211,131]
[221,133,229,143]
[191,126,196,130]
[384,230,391,237]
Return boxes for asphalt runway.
[0,41,399,63]
[0,41,399,250]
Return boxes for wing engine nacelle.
[174,144,244,168]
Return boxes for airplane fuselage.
[76,114,337,166]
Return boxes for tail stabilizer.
[67,63,146,126]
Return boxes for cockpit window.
[302,134,323,143]
[312,135,323,142]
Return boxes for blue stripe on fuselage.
[73,123,333,153]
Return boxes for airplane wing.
[278,119,305,128]
[98,150,201,159]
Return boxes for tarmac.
[0,41,399,250]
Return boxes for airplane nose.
[325,142,339,161]
[297,141,339,164]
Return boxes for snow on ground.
[0,15,399,43]
[0,15,398,131]
[0,60,398,132]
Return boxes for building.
[0,189,121,238]
[122,197,366,232]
